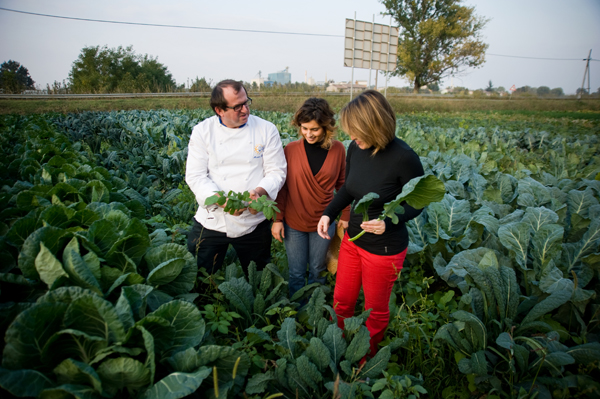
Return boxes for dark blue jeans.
[187,218,271,275]
[284,222,335,298]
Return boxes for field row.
[2,95,600,115]
[0,109,598,398]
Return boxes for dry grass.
[1,94,599,115]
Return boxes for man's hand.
[248,187,268,215]
[231,207,247,216]
[216,192,247,216]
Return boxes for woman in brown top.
[272,98,350,298]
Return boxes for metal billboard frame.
[344,14,399,98]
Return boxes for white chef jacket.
[185,115,287,238]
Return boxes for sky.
[0,0,599,94]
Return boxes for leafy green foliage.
[349,174,445,241]
[68,45,176,94]
[0,60,35,94]
[140,367,212,399]
[380,0,488,92]
[205,190,281,221]
[353,192,380,221]
[0,108,598,398]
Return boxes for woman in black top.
[317,90,424,358]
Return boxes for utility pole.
[350,12,357,100]
[384,15,393,98]
[577,49,592,100]
[368,15,375,90]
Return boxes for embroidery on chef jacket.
[253,144,265,159]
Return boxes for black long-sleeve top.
[323,137,425,255]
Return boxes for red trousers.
[333,232,406,357]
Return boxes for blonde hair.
[291,98,336,150]
[339,90,396,154]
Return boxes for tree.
[550,87,564,97]
[46,80,69,95]
[515,85,532,94]
[138,55,176,92]
[0,60,35,93]
[68,45,176,93]
[485,80,494,92]
[536,86,550,96]
[449,86,469,95]
[427,82,440,92]
[380,0,488,93]
[190,77,212,92]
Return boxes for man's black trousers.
[187,218,271,274]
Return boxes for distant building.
[251,78,274,87]
[251,77,266,87]
[251,71,274,88]
[304,71,316,86]
[268,67,291,85]
[326,81,367,93]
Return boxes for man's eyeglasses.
[225,98,252,112]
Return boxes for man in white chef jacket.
[185,79,287,274]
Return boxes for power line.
[487,53,598,62]
[1,7,597,63]
[0,7,344,38]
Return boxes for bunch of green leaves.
[354,192,380,225]
[205,191,250,215]
[349,174,446,241]
[249,194,281,221]
[205,190,280,221]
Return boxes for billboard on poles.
[344,19,399,71]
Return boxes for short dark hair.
[210,79,247,113]
[291,98,337,149]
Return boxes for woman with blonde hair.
[317,90,424,358]
[272,98,350,298]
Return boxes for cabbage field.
[0,108,599,399]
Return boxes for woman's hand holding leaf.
[360,219,386,235]
[349,175,445,242]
